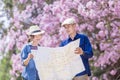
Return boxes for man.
[60,18,93,80]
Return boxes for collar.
[68,33,79,41]
[28,42,40,46]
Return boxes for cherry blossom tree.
[0,0,120,80]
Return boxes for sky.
[0,0,10,29]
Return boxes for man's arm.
[82,35,93,58]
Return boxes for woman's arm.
[21,45,33,66]
[23,53,33,66]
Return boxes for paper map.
[32,39,85,80]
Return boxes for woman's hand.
[23,53,34,66]
[74,47,84,55]
[28,53,34,60]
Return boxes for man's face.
[64,24,76,35]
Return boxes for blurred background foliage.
[0,0,120,80]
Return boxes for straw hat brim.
[27,30,45,35]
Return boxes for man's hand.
[74,47,84,55]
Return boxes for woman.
[21,25,45,80]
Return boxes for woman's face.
[33,34,43,43]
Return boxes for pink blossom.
[59,27,68,41]
[92,77,99,80]
[108,0,114,9]
[111,32,117,38]
[109,51,120,63]
[0,38,6,53]
[110,69,117,76]
[26,5,32,11]
[16,42,24,50]
[72,1,79,9]
[79,24,87,31]
[96,22,105,30]
[86,24,94,32]
[94,62,99,67]
[40,34,53,47]
[114,45,120,51]
[19,0,27,4]
[86,1,93,9]
[31,0,38,3]
[10,54,23,77]
[13,11,20,23]
[53,7,61,16]
[92,44,97,50]
[86,1,96,9]
[78,3,85,15]
[9,70,15,76]
[114,1,120,17]
[60,0,65,4]
[6,39,15,52]
[89,9,97,19]
[99,43,110,51]
[43,4,51,13]
[101,9,109,17]
[98,30,106,38]
[18,35,28,42]
[103,74,108,80]
[114,38,120,44]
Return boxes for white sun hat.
[27,25,45,35]
[61,18,76,26]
